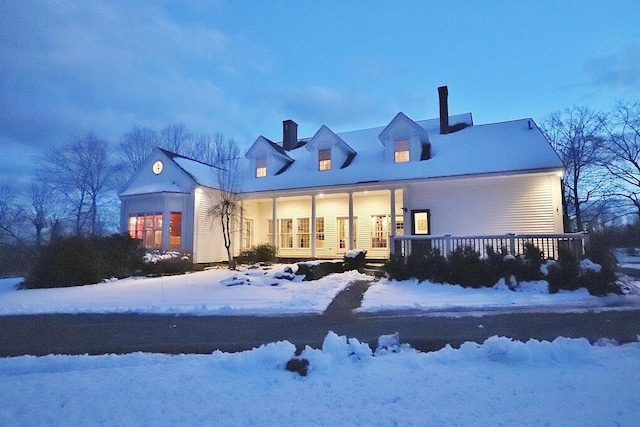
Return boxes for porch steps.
[363,262,386,278]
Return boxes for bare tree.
[0,182,28,246]
[117,125,159,186]
[41,134,117,236]
[207,137,243,269]
[541,107,608,231]
[602,101,640,221]
[25,179,58,246]
[160,123,190,154]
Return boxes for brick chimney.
[282,119,298,150]
[438,86,449,135]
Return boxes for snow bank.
[1,333,639,426]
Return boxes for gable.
[244,135,294,177]
[378,112,431,162]
[305,125,357,170]
[119,148,197,197]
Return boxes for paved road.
[2,309,640,357]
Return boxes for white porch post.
[348,192,354,250]
[311,195,317,258]
[271,198,277,247]
[239,201,244,252]
[389,189,396,255]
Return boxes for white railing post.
[444,234,451,258]
[508,233,516,255]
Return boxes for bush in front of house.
[141,250,193,276]
[448,246,491,288]
[237,243,278,264]
[22,233,144,289]
[343,249,367,271]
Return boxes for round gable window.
[152,160,164,175]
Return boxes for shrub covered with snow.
[142,250,193,276]
[342,249,367,271]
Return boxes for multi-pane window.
[278,218,293,248]
[267,219,273,244]
[395,217,404,236]
[371,215,389,248]
[169,212,182,248]
[319,149,331,171]
[394,139,410,163]
[297,218,310,248]
[256,157,267,177]
[129,213,162,249]
[243,219,252,250]
[316,217,325,248]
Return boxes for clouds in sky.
[2,0,640,183]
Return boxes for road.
[2,309,640,357]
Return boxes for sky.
[1,0,639,184]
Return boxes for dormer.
[244,135,294,178]
[378,112,432,163]
[305,125,357,171]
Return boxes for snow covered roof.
[122,113,564,197]
[236,114,564,194]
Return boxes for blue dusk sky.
[1,0,639,184]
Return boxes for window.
[256,157,267,178]
[267,219,273,244]
[297,218,310,248]
[395,217,404,236]
[129,213,162,249]
[337,217,357,250]
[394,139,410,163]
[412,210,431,235]
[316,217,325,248]
[371,215,389,248]
[278,218,293,248]
[169,212,182,248]
[242,219,252,250]
[319,149,331,171]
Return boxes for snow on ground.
[1,332,639,426]
[0,267,368,316]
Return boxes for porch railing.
[390,232,589,260]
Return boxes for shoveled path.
[322,280,372,319]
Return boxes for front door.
[337,217,357,253]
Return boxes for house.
[119,87,565,263]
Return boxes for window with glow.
[297,218,310,248]
[278,218,293,248]
[169,212,182,248]
[394,139,410,163]
[256,157,267,177]
[267,219,273,244]
[128,213,162,249]
[395,217,404,236]
[319,149,331,171]
[412,210,431,235]
[243,219,252,250]
[316,217,325,248]
[371,215,389,248]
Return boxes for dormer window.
[319,149,331,171]
[394,140,410,163]
[256,157,267,177]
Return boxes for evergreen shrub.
[23,234,144,288]
[237,243,278,264]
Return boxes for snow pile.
[1,333,639,425]
[344,249,365,258]
[580,258,602,273]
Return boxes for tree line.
[0,124,233,263]
[541,101,640,233]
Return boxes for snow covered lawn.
[1,263,639,315]
[1,332,639,426]
[0,267,367,316]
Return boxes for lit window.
[297,218,310,248]
[316,217,325,248]
[371,215,389,248]
[243,219,252,250]
[278,218,293,248]
[256,157,267,177]
[128,213,162,249]
[319,149,331,171]
[169,212,182,248]
[394,140,410,163]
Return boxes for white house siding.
[404,173,563,236]
[193,188,227,263]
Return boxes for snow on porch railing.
[390,232,589,260]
